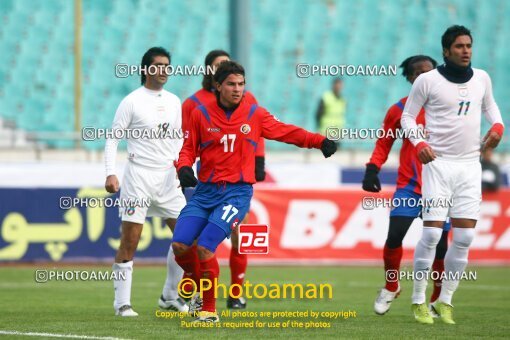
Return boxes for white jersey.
[105,86,183,176]
[401,68,503,161]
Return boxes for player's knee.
[172,242,189,255]
[452,228,475,248]
[420,227,443,248]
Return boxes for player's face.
[409,60,434,84]
[444,35,472,67]
[218,74,245,107]
[147,55,170,86]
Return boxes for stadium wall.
[1,164,509,264]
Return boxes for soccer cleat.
[158,295,189,313]
[115,305,138,317]
[412,303,434,324]
[193,310,220,323]
[227,296,247,309]
[188,293,203,316]
[431,301,456,324]
[374,285,400,315]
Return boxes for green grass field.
[1,265,509,339]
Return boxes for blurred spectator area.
[0,0,508,152]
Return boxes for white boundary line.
[0,330,130,340]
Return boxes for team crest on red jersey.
[240,124,251,134]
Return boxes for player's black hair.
[441,25,472,50]
[202,50,230,90]
[213,60,245,85]
[399,55,437,79]
[332,77,343,85]
[140,47,171,85]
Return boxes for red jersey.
[178,97,325,184]
[368,97,425,195]
[182,89,265,156]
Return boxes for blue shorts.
[390,188,451,231]
[178,181,253,236]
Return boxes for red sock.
[229,247,248,297]
[430,259,444,303]
[175,245,200,296]
[383,245,403,292]
[200,255,220,312]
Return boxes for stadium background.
[1,1,510,338]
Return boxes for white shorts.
[119,162,186,224]
[421,157,481,221]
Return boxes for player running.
[401,25,504,324]
[172,61,337,322]
[176,50,264,311]
[363,55,451,315]
[105,47,187,316]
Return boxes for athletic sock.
[383,245,403,292]
[175,245,200,296]
[200,255,220,312]
[229,247,248,297]
[439,228,475,305]
[411,227,442,304]
[113,261,133,310]
[430,259,444,303]
[161,243,184,300]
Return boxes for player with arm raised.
[363,55,451,316]
[172,61,337,322]
[105,47,187,316]
[175,50,264,311]
[401,25,504,324]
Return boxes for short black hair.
[399,55,437,78]
[332,77,343,85]
[441,25,472,50]
[140,47,171,85]
[213,60,245,85]
[202,50,230,90]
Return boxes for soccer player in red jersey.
[362,55,450,315]
[178,50,264,310]
[172,61,337,322]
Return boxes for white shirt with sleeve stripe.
[104,86,183,176]
[401,68,503,161]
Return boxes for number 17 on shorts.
[238,224,269,254]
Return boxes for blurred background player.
[172,61,337,322]
[481,148,502,192]
[105,47,187,316]
[401,25,504,324]
[178,50,264,310]
[363,55,451,316]
[316,77,346,144]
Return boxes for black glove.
[362,163,381,192]
[255,156,266,182]
[320,138,337,158]
[178,166,198,188]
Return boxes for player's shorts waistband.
[432,155,480,164]
[128,159,176,171]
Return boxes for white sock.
[439,228,475,305]
[412,227,443,304]
[113,261,133,310]
[162,243,183,300]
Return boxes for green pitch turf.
[0,265,509,339]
